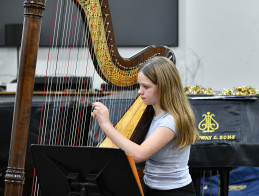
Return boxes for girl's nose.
[138,88,142,94]
[138,88,143,95]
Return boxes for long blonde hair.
[139,56,199,148]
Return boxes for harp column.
[4,1,46,195]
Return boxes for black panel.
[5,24,23,46]
[108,0,178,46]
[0,0,178,47]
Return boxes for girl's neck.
[152,104,164,117]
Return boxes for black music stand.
[30,144,142,196]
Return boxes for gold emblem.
[229,185,247,191]
[198,112,219,133]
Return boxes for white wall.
[1,0,259,92]
[0,48,18,83]
[180,0,259,90]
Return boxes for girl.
[91,56,199,196]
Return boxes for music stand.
[30,144,142,196]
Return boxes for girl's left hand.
[91,102,111,127]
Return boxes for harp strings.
[32,0,139,193]
[91,2,117,146]
[32,0,72,194]
[39,0,141,146]
[31,0,63,194]
[44,0,77,146]
[87,0,104,146]
[32,0,93,194]
[39,0,85,147]
[37,0,128,147]
[63,0,88,146]
[27,1,161,196]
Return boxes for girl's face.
[137,72,159,106]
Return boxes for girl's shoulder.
[158,112,176,133]
[162,112,175,122]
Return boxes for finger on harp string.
[201,169,221,196]
[202,170,205,196]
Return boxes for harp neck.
[77,0,175,87]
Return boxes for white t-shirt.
[143,111,192,190]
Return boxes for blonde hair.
[139,56,199,148]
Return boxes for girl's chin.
[142,100,150,105]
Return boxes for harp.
[4,0,175,195]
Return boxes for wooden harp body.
[4,0,175,195]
